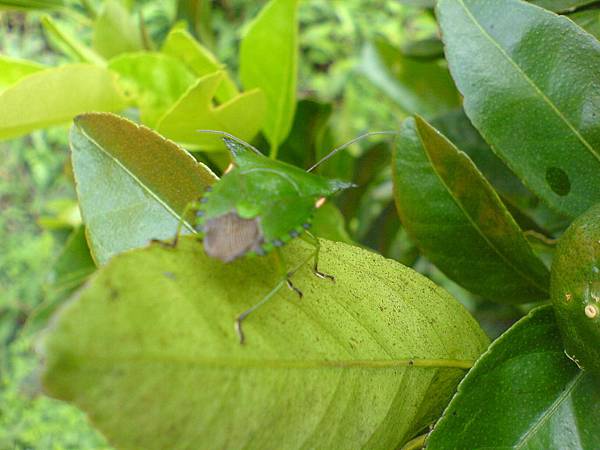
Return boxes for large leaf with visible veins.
[41,237,488,449]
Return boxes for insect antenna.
[196,129,264,156]
[306,131,397,172]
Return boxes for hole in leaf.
[545,167,570,196]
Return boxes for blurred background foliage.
[0,0,522,447]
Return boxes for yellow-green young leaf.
[92,0,144,59]
[41,237,489,450]
[0,0,63,9]
[240,0,299,156]
[41,15,105,65]
[156,71,266,151]
[162,27,238,102]
[0,64,126,140]
[70,113,217,265]
[0,55,45,91]
[108,52,196,127]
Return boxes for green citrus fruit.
[551,203,600,375]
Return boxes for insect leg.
[301,231,335,282]
[274,248,303,298]
[152,200,200,248]
[235,278,286,344]
[235,252,313,344]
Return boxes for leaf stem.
[269,142,279,159]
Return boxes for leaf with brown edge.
[70,112,217,265]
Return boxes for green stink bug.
[168,131,395,343]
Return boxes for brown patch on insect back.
[565,292,572,303]
[203,212,264,263]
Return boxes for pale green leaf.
[41,237,488,449]
[156,71,266,151]
[70,112,217,265]
[0,64,126,140]
[92,0,144,59]
[240,0,299,156]
[0,55,45,91]
[162,27,238,102]
[108,52,196,127]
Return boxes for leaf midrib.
[456,0,600,164]
[71,355,475,370]
[78,125,195,233]
[419,126,549,294]
[514,370,584,449]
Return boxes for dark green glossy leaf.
[530,0,599,12]
[360,39,460,117]
[354,166,393,241]
[70,112,217,265]
[278,99,332,169]
[431,109,531,205]
[41,237,488,449]
[240,0,299,156]
[427,306,600,450]
[92,0,144,59]
[108,52,196,127]
[393,116,550,303]
[431,111,568,237]
[0,65,126,140]
[338,141,391,223]
[438,0,600,218]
